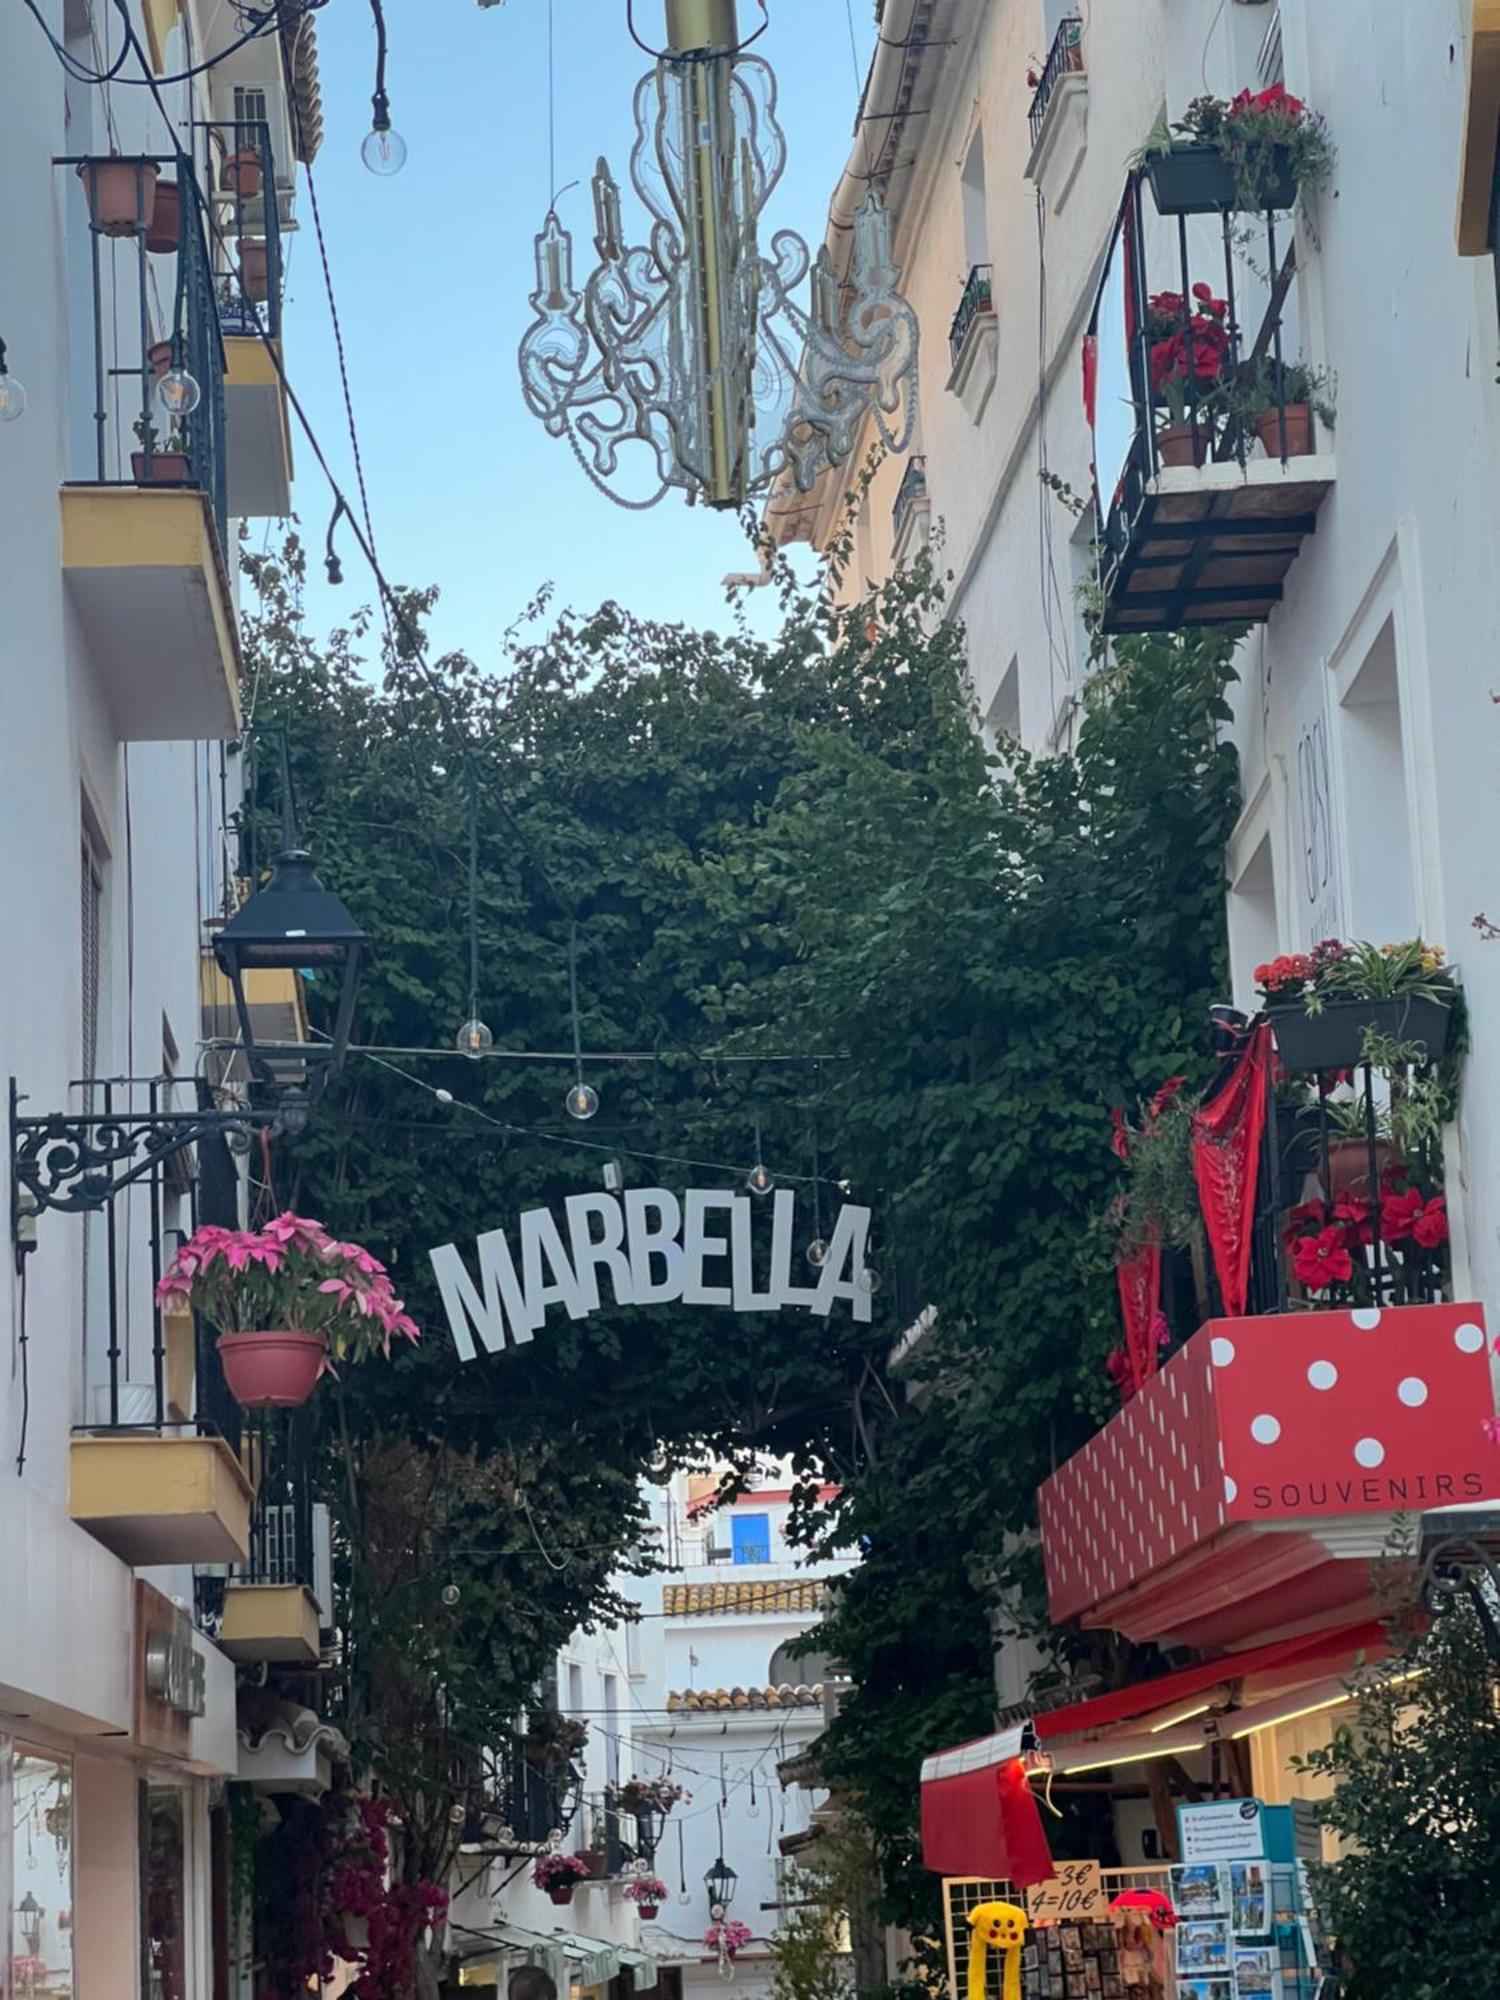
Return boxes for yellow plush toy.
[966,1901,1028,2000]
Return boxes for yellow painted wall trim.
[224,336,296,484]
[220,1582,321,1657]
[1458,0,1500,252]
[143,0,180,72]
[70,1433,253,1563]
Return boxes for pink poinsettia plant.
[705,1920,753,1958]
[623,1876,669,1907]
[155,1213,420,1362]
[532,1853,591,1892]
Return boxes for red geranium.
[1231,82,1306,122]
[1292,1226,1353,1290]
[1256,952,1315,993]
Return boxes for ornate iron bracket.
[10,1076,274,1254]
[1419,1534,1500,1664]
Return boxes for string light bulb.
[857,1268,882,1295]
[441,1582,461,1607]
[746,1162,773,1197]
[455,1017,493,1058]
[362,117,407,175]
[566,1080,599,1121]
[156,365,201,418]
[0,357,27,423]
[805,1239,829,1270]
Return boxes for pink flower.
[1481,1416,1500,1446]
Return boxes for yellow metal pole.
[667,0,740,504]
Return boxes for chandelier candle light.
[518,0,918,508]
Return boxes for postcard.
[1177,1922,1231,1974]
[1230,1859,1271,1936]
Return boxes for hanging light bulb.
[362,98,407,175]
[745,1161,773,1197]
[156,365,201,418]
[0,362,27,423]
[455,1017,493,1058]
[566,1079,599,1121]
[448,1801,467,1827]
[857,1267,882,1296]
[805,1239,829,1270]
[441,1582,461,1607]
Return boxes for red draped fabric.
[1191,1023,1273,1316]
[920,1755,1055,1889]
[1115,1241,1162,1397]
[1082,333,1099,429]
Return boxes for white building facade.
[1,3,310,1993]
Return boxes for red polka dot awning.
[1037,1301,1500,1650]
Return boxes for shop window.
[1338,615,1417,945]
[144,1784,188,2000]
[11,1749,74,2000]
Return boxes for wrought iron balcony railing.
[891,454,928,544]
[199,119,284,343]
[58,154,229,550]
[1027,14,1084,150]
[461,1740,584,1851]
[948,264,994,366]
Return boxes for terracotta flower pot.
[1156,420,1211,468]
[1325,1136,1400,1201]
[147,179,181,254]
[131,450,192,486]
[222,147,263,199]
[215,1328,328,1408]
[1256,402,1314,458]
[147,339,174,380]
[548,1884,577,1908]
[78,158,159,236]
[238,240,270,302]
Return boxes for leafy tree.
[238,531,1238,1983]
[1298,1594,1500,1997]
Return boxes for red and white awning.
[919,1725,1054,1887]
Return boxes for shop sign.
[1023,1860,1109,1922]
[134,1583,205,1759]
[1179,1798,1266,1864]
[430,1187,873,1362]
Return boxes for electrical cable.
[17,0,329,89]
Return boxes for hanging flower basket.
[533,1853,591,1905]
[1257,940,1456,1072]
[146,179,181,254]
[624,1876,668,1922]
[157,1213,420,1412]
[77,157,159,236]
[1266,995,1453,1072]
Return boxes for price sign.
[1024,1861,1109,1923]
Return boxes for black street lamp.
[18,1893,42,1957]
[704,1856,738,1916]
[212,847,368,1120]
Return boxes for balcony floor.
[1103,454,1335,632]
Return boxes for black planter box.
[1268,995,1453,1073]
[1145,140,1296,216]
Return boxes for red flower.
[1412,1196,1449,1250]
[1283,1198,1327,1247]
[1257,953,1315,992]
[1292,1226,1353,1290]
[1110,1106,1131,1161]
[1333,1196,1374,1248]
[1191,281,1229,317]
[1380,1185,1424,1243]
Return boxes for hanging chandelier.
[517,0,919,510]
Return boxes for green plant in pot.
[1228,355,1336,459]
[1153,86,1334,216]
[156,1212,419,1409]
[1256,938,1457,1072]
[131,414,192,486]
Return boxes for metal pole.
[104,1082,121,1426]
[148,1081,166,1427]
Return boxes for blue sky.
[280,0,876,662]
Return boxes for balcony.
[58,154,239,741]
[1025,14,1087,209]
[461,1737,584,1851]
[215,1411,323,1664]
[71,1433,252,1566]
[201,119,293,517]
[1037,1012,1499,1648]
[891,454,930,564]
[946,264,997,422]
[1088,174,1333,633]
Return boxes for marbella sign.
[430,1187,873,1362]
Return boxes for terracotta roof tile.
[665,1684,825,1714]
[661,1580,825,1617]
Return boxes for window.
[11,1748,74,2000]
[81,825,105,1088]
[730,1513,771,1565]
[566,1661,584,1718]
[960,127,988,275]
[982,658,1021,753]
[602,1674,621,1790]
[1338,616,1418,944]
[144,1783,188,2000]
[1227,831,1279,1015]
